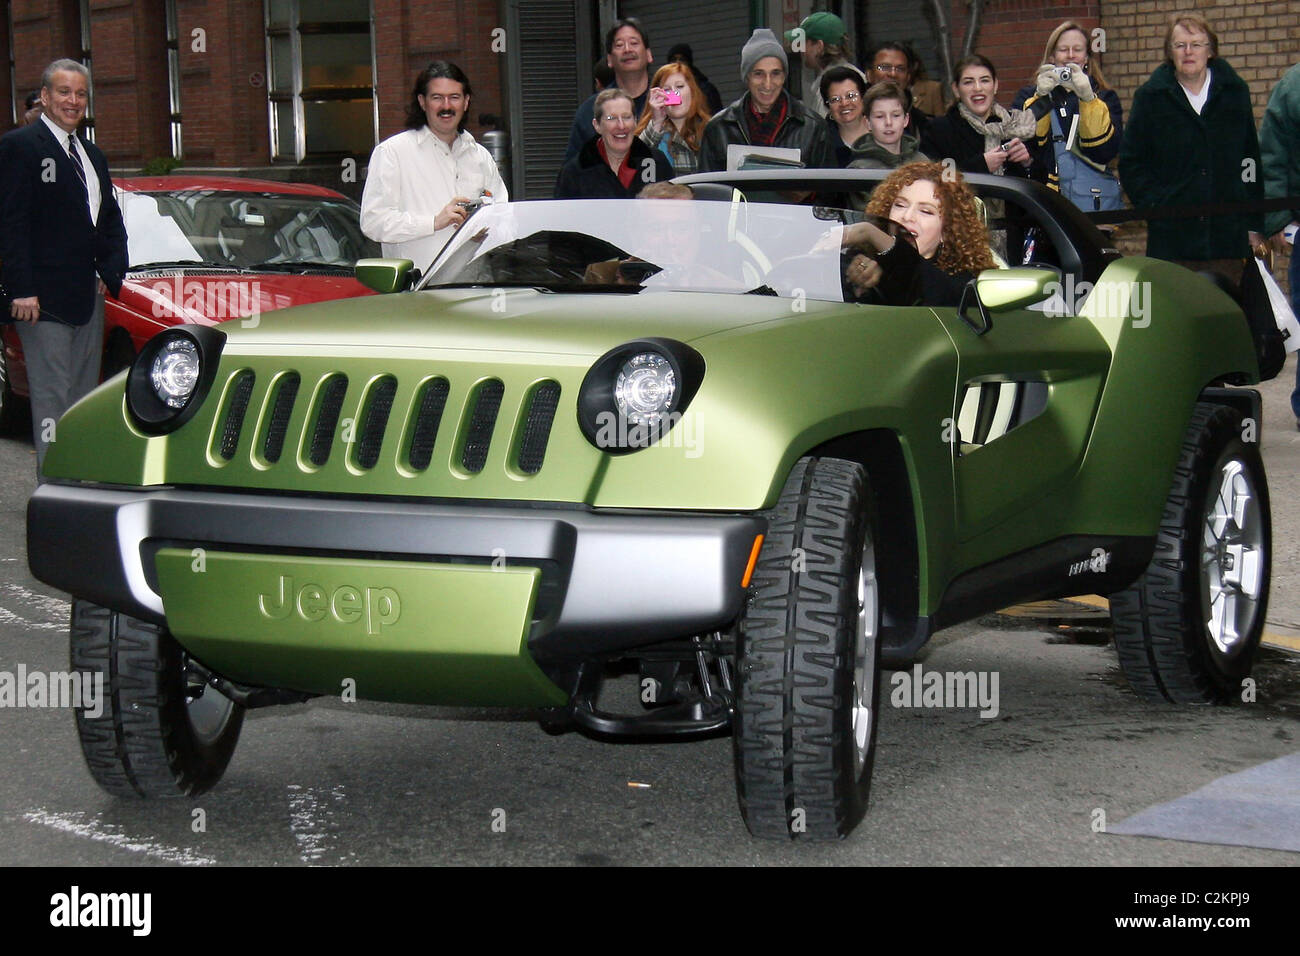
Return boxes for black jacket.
[1118,58,1263,260]
[698,91,836,173]
[554,134,674,199]
[863,237,972,308]
[919,103,1035,180]
[0,121,127,326]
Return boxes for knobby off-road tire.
[71,600,245,796]
[734,457,881,840]
[1110,402,1270,703]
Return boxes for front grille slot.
[262,373,300,464]
[217,371,255,460]
[307,374,348,467]
[355,375,398,470]
[461,379,504,474]
[407,378,449,472]
[517,381,561,475]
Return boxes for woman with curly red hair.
[836,161,995,306]
[635,63,713,175]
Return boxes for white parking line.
[0,606,62,631]
[23,808,215,865]
[287,784,346,865]
[1,583,71,619]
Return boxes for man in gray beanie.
[699,28,834,173]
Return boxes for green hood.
[218,287,811,356]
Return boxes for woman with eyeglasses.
[819,66,871,166]
[1118,13,1263,285]
[555,88,673,198]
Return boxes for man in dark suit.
[0,59,127,477]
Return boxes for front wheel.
[71,600,244,796]
[733,457,881,840]
[1110,402,1270,703]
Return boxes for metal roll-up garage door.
[507,0,594,199]
[620,1,751,110]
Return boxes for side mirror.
[355,258,416,294]
[959,265,1062,335]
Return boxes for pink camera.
[662,89,682,106]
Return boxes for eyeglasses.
[425,93,464,105]
[826,92,861,105]
[1171,41,1209,52]
[602,114,635,125]
[872,63,907,74]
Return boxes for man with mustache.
[361,60,507,271]
[564,18,655,165]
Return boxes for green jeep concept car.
[27,170,1278,841]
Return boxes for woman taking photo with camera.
[1012,20,1124,212]
[635,62,713,176]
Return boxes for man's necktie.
[67,133,88,195]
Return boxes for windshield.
[419,199,873,303]
[119,188,379,270]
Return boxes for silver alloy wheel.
[185,663,238,745]
[1200,458,1264,656]
[852,526,878,776]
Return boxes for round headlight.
[126,326,225,434]
[150,337,200,409]
[615,352,676,426]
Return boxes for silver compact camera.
[1056,66,1074,82]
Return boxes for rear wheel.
[733,457,880,840]
[71,600,244,796]
[1110,403,1270,703]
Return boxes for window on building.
[266,0,376,162]
[166,0,181,157]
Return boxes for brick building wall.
[4,0,506,172]
[371,0,506,144]
[951,0,1104,97]
[1101,0,1299,125]
[89,0,170,165]
[1100,1,1300,262]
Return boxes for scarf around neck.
[957,101,1037,160]
[746,92,789,147]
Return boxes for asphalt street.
[1,366,1298,866]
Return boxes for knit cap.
[740,28,788,81]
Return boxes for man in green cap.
[785,11,864,118]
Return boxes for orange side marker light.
[741,534,764,588]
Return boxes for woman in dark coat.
[555,89,674,198]
[1118,12,1263,284]
[920,55,1038,178]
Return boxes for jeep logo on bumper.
[258,575,401,634]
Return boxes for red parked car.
[1,176,378,431]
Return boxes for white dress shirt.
[360,125,507,270]
[42,112,100,224]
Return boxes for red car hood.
[117,270,374,327]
